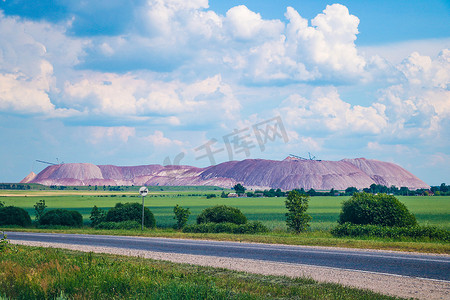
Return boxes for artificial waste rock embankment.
[21,157,430,190]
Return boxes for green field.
[1,189,449,231]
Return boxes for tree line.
[224,183,448,197]
[1,182,449,196]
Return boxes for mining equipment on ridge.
[36,158,64,165]
[288,153,321,161]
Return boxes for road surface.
[6,231,450,281]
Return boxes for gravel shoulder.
[11,240,450,300]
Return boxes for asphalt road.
[6,231,450,281]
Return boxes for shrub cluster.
[106,202,155,228]
[196,205,247,225]
[95,220,141,230]
[338,193,417,227]
[183,221,268,234]
[0,206,32,227]
[39,209,83,227]
[331,223,450,242]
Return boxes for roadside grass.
[0,245,402,299]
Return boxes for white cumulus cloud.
[63,73,241,128]
[64,73,143,116]
[285,4,366,78]
[0,12,84,117]
[88,126,136,144]
[225,5,283,41]
[278,88,387,135]
[377,49,450,139]
[223,4,367,84]
[145,130,183,147]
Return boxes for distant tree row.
[430,183,450,196]
[2,182,448,196]
[222,183,447,198]
[0,183,31,190]
[360,183,449,196]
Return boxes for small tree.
[285,190,312,233]
[34,199,47,223]
[220,191,228,198]
[90,205,106,227]
[306,188,316,196]
[173,204,190,229]
[345,187,358,196]
[233,184,246,194]
[399,187,410,196]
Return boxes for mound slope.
[23,157,429,190]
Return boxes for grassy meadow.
[0,244,401,300]
[1,189,449,231]
[1,188,449,253]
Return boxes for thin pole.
[141,195,145,231]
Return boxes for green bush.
[331,223,450,242]
[338,193,417,227]
[196,205,247,225]
[71,210,83,226]
[106,202,155,228]
[0,206,32,227]
[183,221,268,234]
[233,221,269,234]
[95,220,141,230]
[39,209,83,227]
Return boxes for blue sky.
[0,0,449,185]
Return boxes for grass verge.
[2,226,449,254]
[0,245,402,299]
